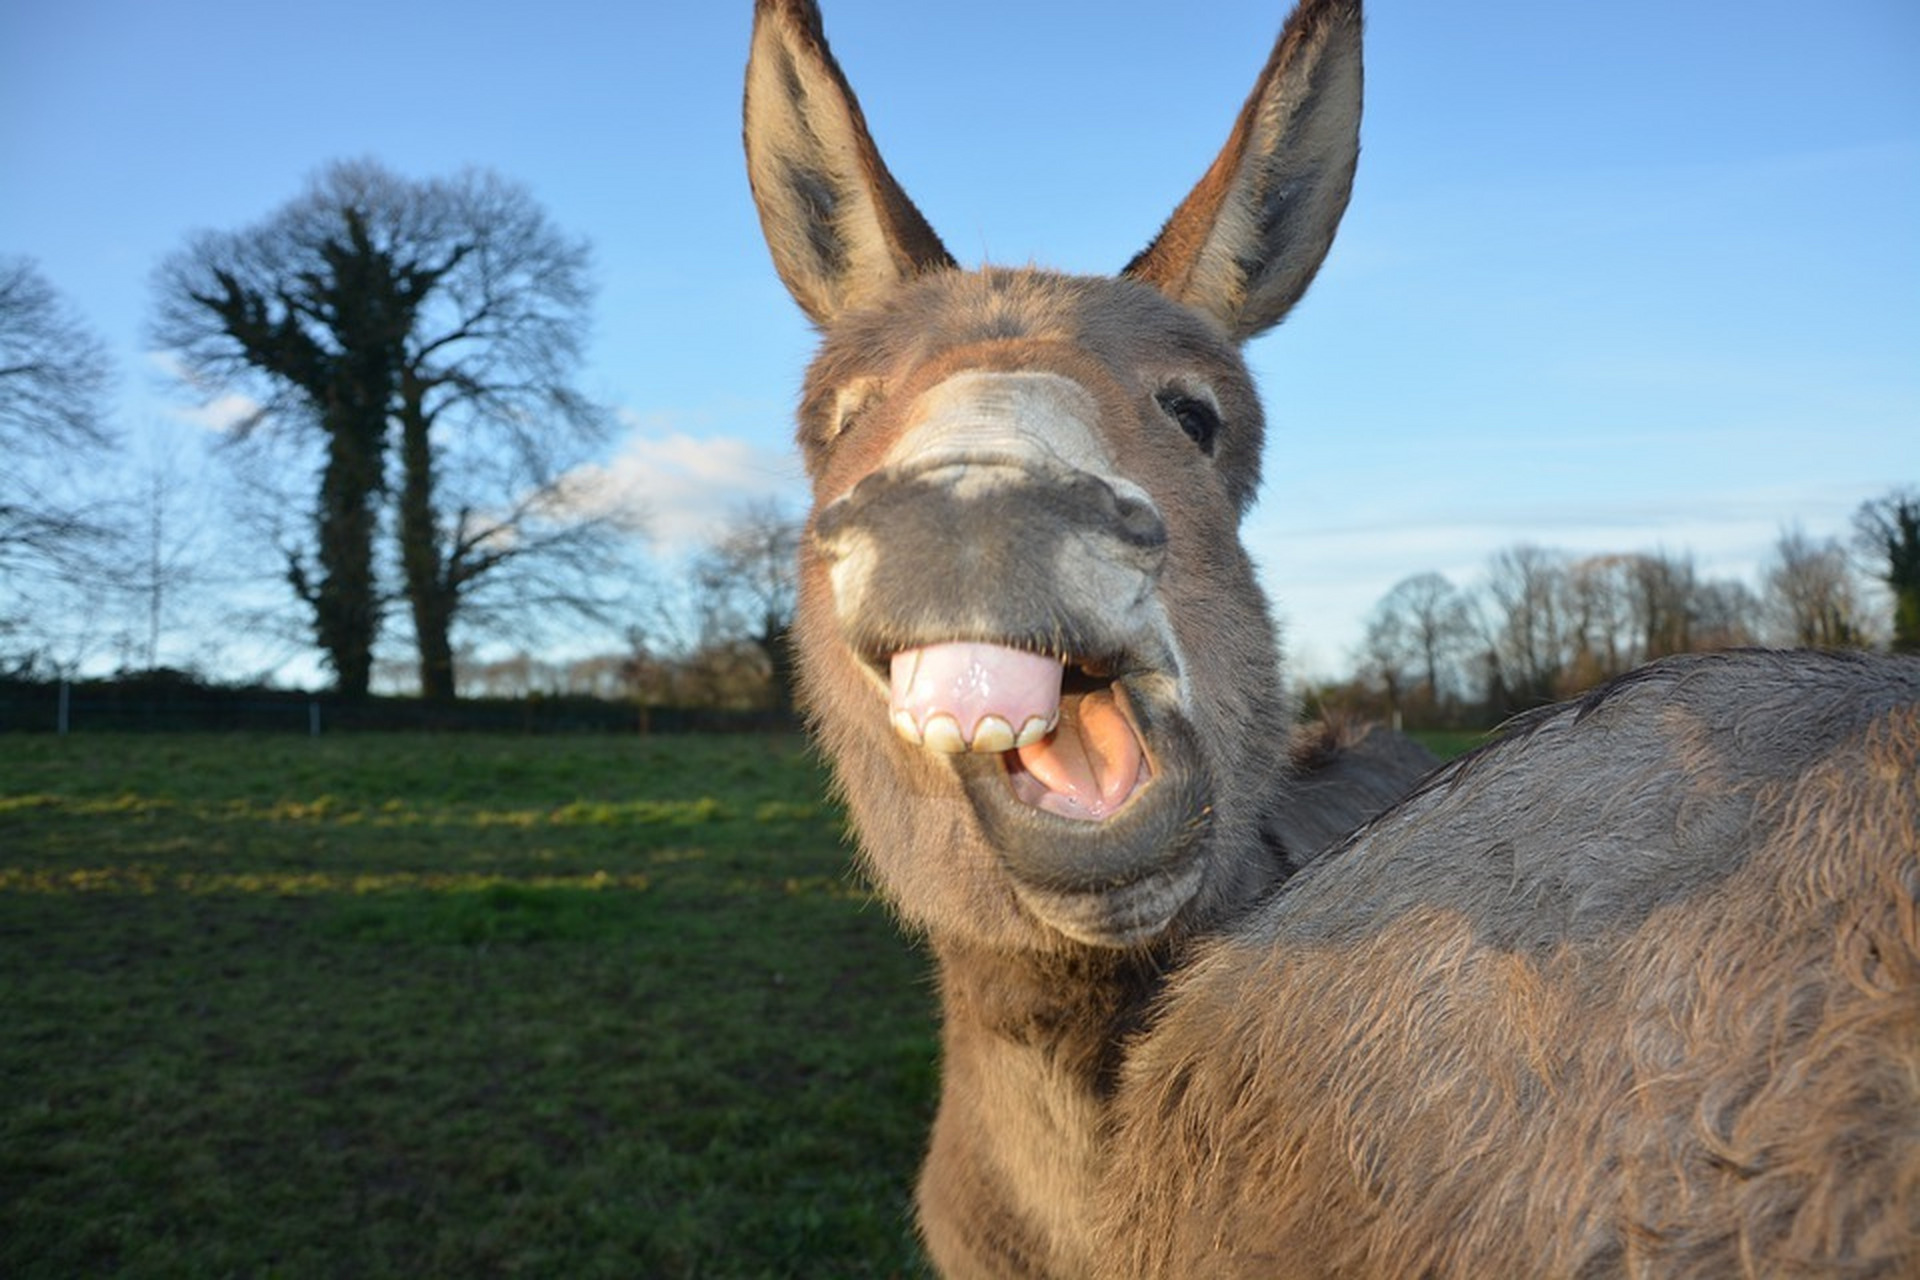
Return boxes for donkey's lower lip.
[952,676,1213,947]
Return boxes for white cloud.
[559,411,807,551]
[171,391,265,434]
[144,351,265,434]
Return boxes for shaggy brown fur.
[1104,651,1920,1277]
[743,0,1920,1275]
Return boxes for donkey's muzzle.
[812,458,1168,660]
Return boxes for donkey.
[744,1,1920,1275]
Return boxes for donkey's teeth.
[971,715,1017,754]
[890,643,1065,755]
[892,709,924,746]
[1014,715,1053,749]
[922,713,969,754]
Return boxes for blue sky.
[4,0,1916,680]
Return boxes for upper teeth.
[893,709,1054,754]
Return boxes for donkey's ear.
[1124,0,1362,342]
[745,0,956,326]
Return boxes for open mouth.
[867,637,1213,948]
[886,641,1155,822]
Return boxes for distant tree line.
[1317,500,1920,730]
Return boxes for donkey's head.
[747,0,1362,952]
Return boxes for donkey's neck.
[936,938,1167,1093]
[916,937,1169,1278]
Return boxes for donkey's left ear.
[1124,0,1362,342]
[745,0,956,327]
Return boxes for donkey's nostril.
[1114,493,1168,550]
[810,496,854,559]
[1059,470,1166,552]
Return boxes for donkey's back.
[1108,649,1920,1277]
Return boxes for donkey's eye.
[827,377,887,443]
[1155,391,1221,454]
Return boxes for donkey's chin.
[953,678,1216,949]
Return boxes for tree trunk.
[396,382,457,701]
[309,416,383,697]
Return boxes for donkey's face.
[747,0,1363,951]
[796,271,1277,949]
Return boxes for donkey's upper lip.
[852,638,1137,689]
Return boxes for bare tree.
[1691,576,1762,651]
[1357,609,1412,726]
[1360,571,1474,725]
[153,159,616,698]
[1625,550,1700,661]
[384,167,615,699]
[691,501,803,712]
[1855,488,1920,653]
[1561,550,1707,687]
[396,468,645,687]
[115,431,220,673]
[1482,544,1570,711]
[1762,526,1870,649]
[0,258,118,649]
[154,183,444,694]
[1561,554,1637,688]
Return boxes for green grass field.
[1,728,1472,1279]
[0,732,938,1279]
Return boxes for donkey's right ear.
[745,0,955,326]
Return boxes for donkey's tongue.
[1010,688,1148,822]
[889,642,1149,823]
